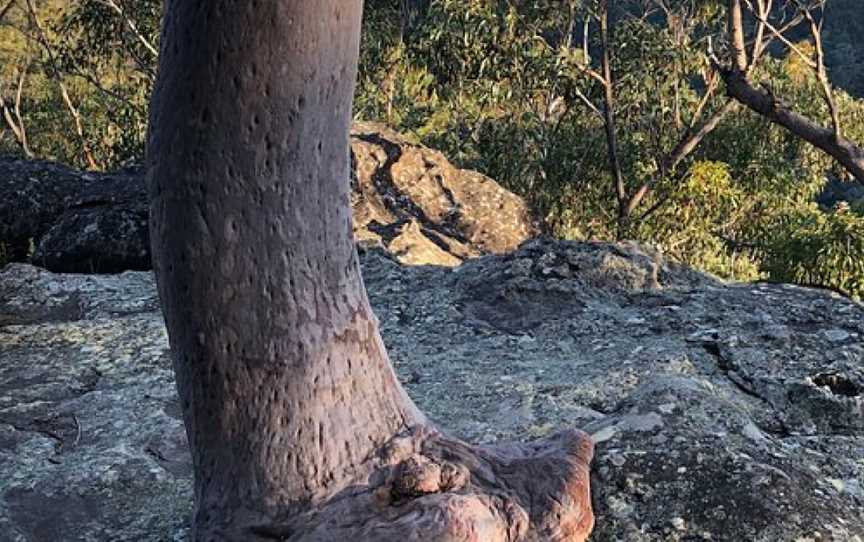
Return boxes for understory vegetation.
[1,0,863,298]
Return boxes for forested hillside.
[823,0,864,97]
[1,0,863,298]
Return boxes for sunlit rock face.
[2,238,863,541]
[0,123,537,273]
[349,122,537,266]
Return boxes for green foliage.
[1,0,863,297]
[0,0,157,167]
[633,160,763,280]
[760,205,864,299]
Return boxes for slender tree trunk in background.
[23,0,99,170]
[597,0,628,238]
[147,2,593,541]
[400,0,431,42]
[1,65,35,158]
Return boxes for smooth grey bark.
[597,0,628,233]
[147,1,593,540]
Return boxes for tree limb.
[0,64,34,157]
[743,0,816,69]
[720,0,864,181]
[95,0,158,59]
[623,99,738,217]
[796,0,841,141]
[728,0,749,71]
[22,0,99,169]
[598,0,627,227]
[721,68,864,180]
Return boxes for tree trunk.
[598,0,628,237]
[147,2,593,540]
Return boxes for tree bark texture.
[147,2,593,540]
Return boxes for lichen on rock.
[1,238,863,541]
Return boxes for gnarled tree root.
[247,425,594,542]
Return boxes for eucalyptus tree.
[717,0,864,180]
[146,1,594,540]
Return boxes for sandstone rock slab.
[1,239,863,540]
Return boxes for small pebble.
[670,517,686,531]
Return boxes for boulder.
[0,160,149,273]
[350,123,537,262]
[0,124,536,273]
[2,238,863,541]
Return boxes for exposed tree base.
[206,425,594,542]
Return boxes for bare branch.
[719,0,863,180]
[573,86,603,118]
[574,61,607,87]
[689,69,719,130]
[728,0,749,71]
[623,100,738,217]
[598,0,627,231]
[743,0,817,69]
[95,0,159,59]
[796,0,841,140]
[748,0,772,71]
[557,7,602,119]
[746,11,805,52]
[582,18,590,66]
[722,68,864,180]
[0,64,34,157]
[22,0,99,169]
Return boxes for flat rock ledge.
[1,238,863,541]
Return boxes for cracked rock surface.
[1,238,863,541]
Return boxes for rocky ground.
[1,238,863,541]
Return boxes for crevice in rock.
[67,199,113,210]
[812,373,860,397]
[367,218,410,244]
[0,292,84,327]
[354,132,466,251]
[725,370,768,405]
[1,413,81,457]
[3,420,64,446]
[701,341,791,437]
[144,444,168,463]
[418,225,456,253]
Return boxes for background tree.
[717,0,864,180]
[356,0,864,295]
[2,0,864,296]
[147,1,593,540]
[0,0,158,166]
